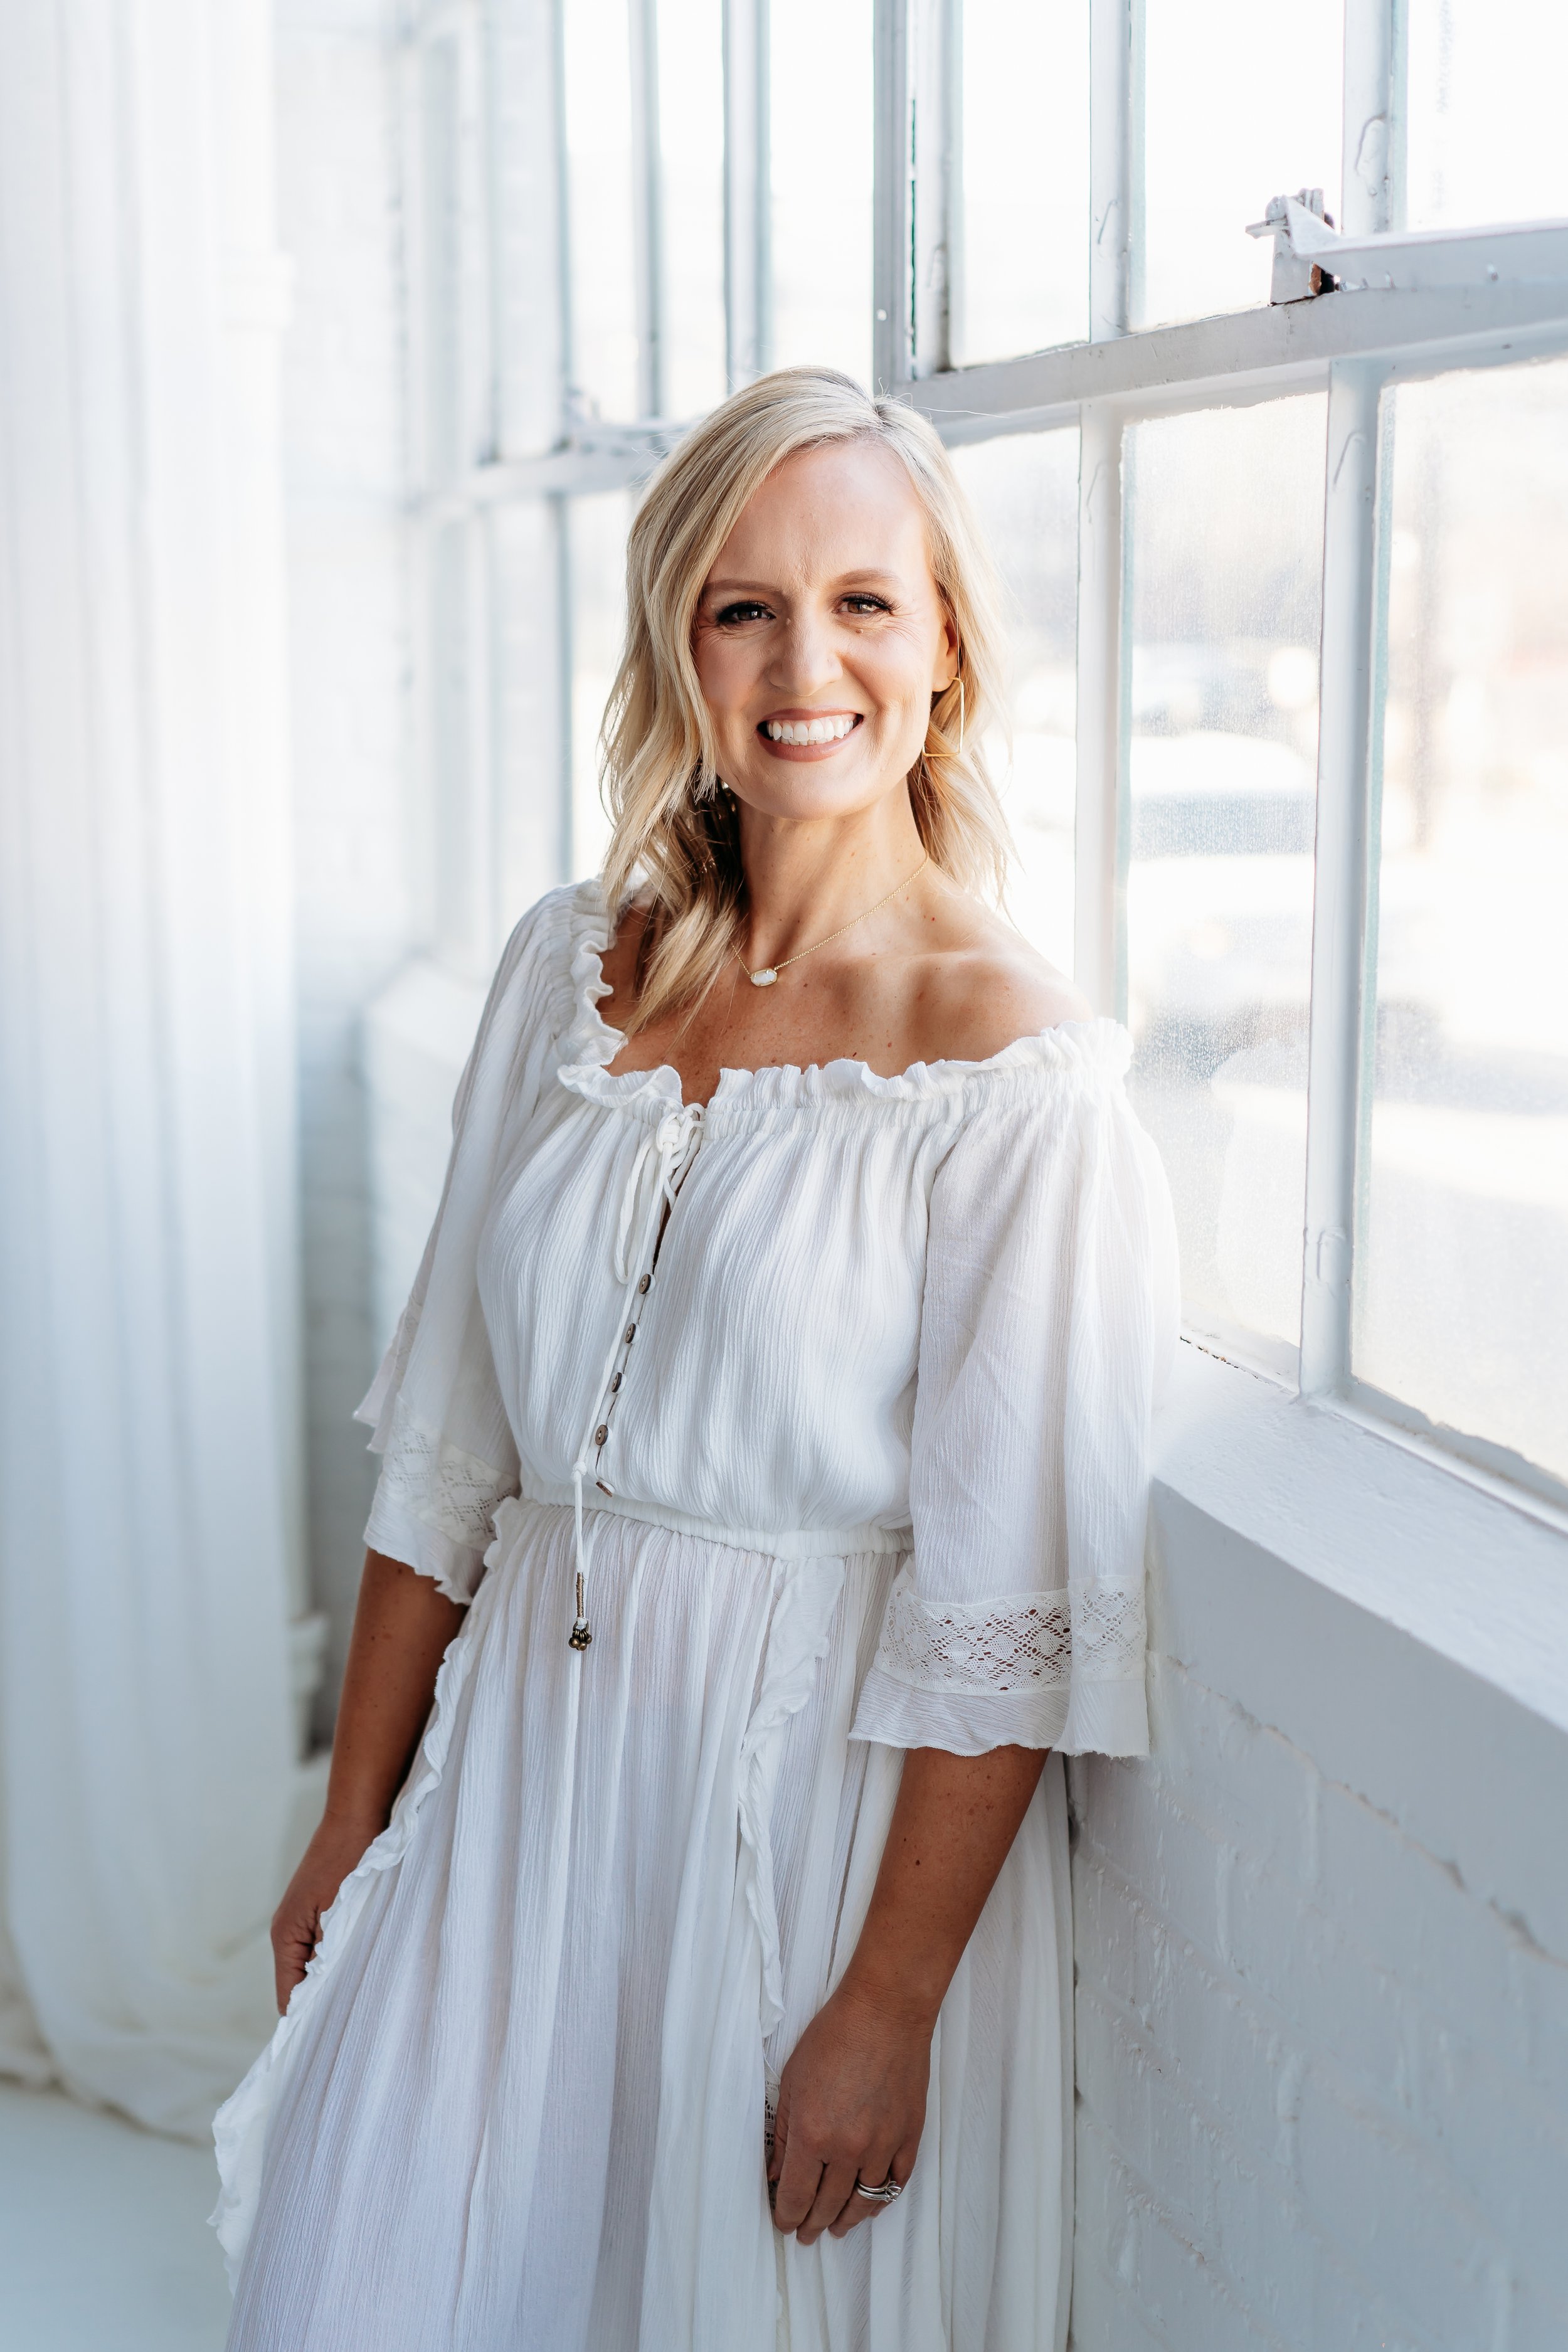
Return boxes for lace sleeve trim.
[371,1407,516,1551]
[873,1576,1145,1694]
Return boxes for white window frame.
[401,0,1568,1526]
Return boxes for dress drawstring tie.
[568,1103,705,1649]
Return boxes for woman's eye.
[842,595,891,617]
[714,600,771,627]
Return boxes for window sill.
[1154,1340,1568,1741]
[1150,1342,1568,1955]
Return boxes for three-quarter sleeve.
[354,886,588,1601]
[850,1049,1177,1757]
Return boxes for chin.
[739,770,887,822]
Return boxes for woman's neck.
[734,797,929,973]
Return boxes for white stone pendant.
[750,968,778,987]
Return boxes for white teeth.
[765,715,857,746]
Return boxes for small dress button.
[594,1423,608,1447]
[624,1324,637,1344]
[610,1372,622,1392]
[637,1273,651,1295]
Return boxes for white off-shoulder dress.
[214,880,1176,2352]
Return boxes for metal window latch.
[1246,189,1339,304]
[1247,190,1568,302]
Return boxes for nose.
[766,607,842,700]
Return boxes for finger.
[271,1915,320,2012]
[828,2143,918,2240]
[770,2140,823,2235]
[795,2159,861,2247]
[827,2151,899,2238]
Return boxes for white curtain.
[0,0,303,2139]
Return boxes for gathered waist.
[501,1478,912,1562]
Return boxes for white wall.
[275,0,417,1730]
[1070,1348,1568,2351]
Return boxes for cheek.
[859,630,938,722]
[694,630,763,708]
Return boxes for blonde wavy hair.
[600,366,1012,1034]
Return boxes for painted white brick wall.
[275,0,416,1732]
[1069,1357,1568,2352]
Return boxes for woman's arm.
[270,1550,467,2013]
[769,1742,1047,2243]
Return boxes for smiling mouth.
[758,714,863,747]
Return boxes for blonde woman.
[215,368,1175,2351]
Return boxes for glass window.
[492,501,567,929]
[568,492,635,881]
[563,0,640,419]
[950,432,1079,976]
[427,520,480,956]
[1357,359,1568,1479]
[1124,396,1327,1359]
[659,0,727,416]
[1404,0,1568,233]
[420,33,467,483]
[1136,0,1342,329]
[771,0,874,385]
[953,0,1088,364]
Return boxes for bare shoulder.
[903,892,1089,1066]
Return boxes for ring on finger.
[852,2171,904,2205]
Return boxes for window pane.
[950,432,1079,975]
[494,502,567,919]
[568,492,633,881]
[1406,0,1568,231]
[659,0,727,416]
[1357,361,1568,1480]
[771,0,874,385]
[1125,396,1327,1359]
[954,0,1088,364]
[1137,0,1341,329]
[428,521,482,961]
[420,34,465,482]
[563,0,638,420]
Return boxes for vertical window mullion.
[1299,358,1386,1396]
[1341,0,1401,238]
[908,0,958,379]
[872,0,912,393]
[1088,0,1133,343]
[550,0,576,431]
[628,0,664,417]
[553,492,576,882]
[1074,409,1125,1017]
[1076,0,1133,1016]
[549,0,576,885]
[1298,3,1401,1386]
[722,0,771,388]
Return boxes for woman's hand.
[268,1549,468,2014]
[768,1977,931,2245]
[270,1810,382,2013]
[769,1743,1049,2247]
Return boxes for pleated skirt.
[216,1496,1072,2352]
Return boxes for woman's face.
[692,441,959,824]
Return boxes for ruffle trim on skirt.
[209,1569,493,2286]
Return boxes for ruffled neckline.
[554,876,1132,1118]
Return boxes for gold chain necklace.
[733,854,930,988]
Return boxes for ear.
[932,601,960,694]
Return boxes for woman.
[214,367,1175,2351]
